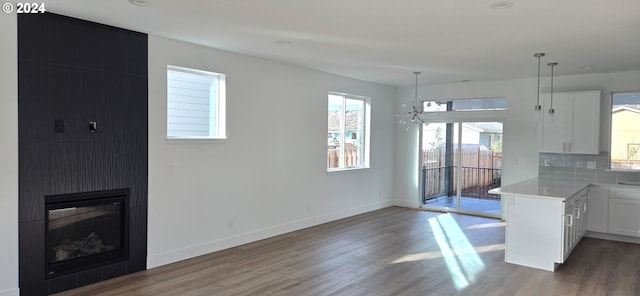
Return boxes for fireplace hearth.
[45,189,129,278]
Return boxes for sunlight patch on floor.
[429,214,486,290]
[465,222,506,229]
[390,244,505,264]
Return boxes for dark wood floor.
[55,207,640,296]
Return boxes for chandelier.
[398,72,427,129]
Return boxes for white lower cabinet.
[505,188,587,271]
[563,190,588,260]
[504,182,640,271]
[608,197,640,237]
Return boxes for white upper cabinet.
[538,90,601,154]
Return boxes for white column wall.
[0,13,19,296]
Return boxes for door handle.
[566,214,574,226]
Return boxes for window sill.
[606,168,640,172]
[327,166,370,174]
[165,137,227,144]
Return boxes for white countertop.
[489,177,590,200]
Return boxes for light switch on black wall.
[89,121,97,133]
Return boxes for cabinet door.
[608,198,640,237]
[567,91,600,154]
[578,194,588,238]
[587,186,608,233]
[563,198,575,259]
[539,93,569,153]
[505,195,565,270]
[538,91,600,154]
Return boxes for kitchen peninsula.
[491,177,591,271]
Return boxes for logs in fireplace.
[45,189,129,278]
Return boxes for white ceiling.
[41,0,640,87]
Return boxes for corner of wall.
[0,12,19,296]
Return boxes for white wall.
[391,70,640,207]
[147,35,396,267]
[0,13,19,296]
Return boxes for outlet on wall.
[587,161,597,169]
[544,159,551,167]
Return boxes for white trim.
[167,65,224,77]
[585,231,640,244]
[326,166,370,173]
[612,105,640,114]
[165,137,227,144]
[422,110,506,123]
[390,198,420,208]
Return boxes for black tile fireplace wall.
[18,13,148,295]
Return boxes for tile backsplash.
[539,152,640,183]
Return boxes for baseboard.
[147,200,393,268]
[585,231,640,244]
[0,287,19,296]
[390,198,419,208]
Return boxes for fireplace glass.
[46,189,128,277]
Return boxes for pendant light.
[533,53,545,121]
[548,62,558,114]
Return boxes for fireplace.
[45,189,129,278]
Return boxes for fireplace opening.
[45,189,129,278]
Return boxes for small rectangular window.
[423,97,506,112]
[610,92,640,170]
[327,92,370,171]
[167,65,226,139]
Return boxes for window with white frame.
[167,65,226,139]
[327,92,370,170]
[610,91,640,170]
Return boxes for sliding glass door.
[421,121,503,217]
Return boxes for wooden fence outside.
[422,147,502,200]
[328,146,359,168]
